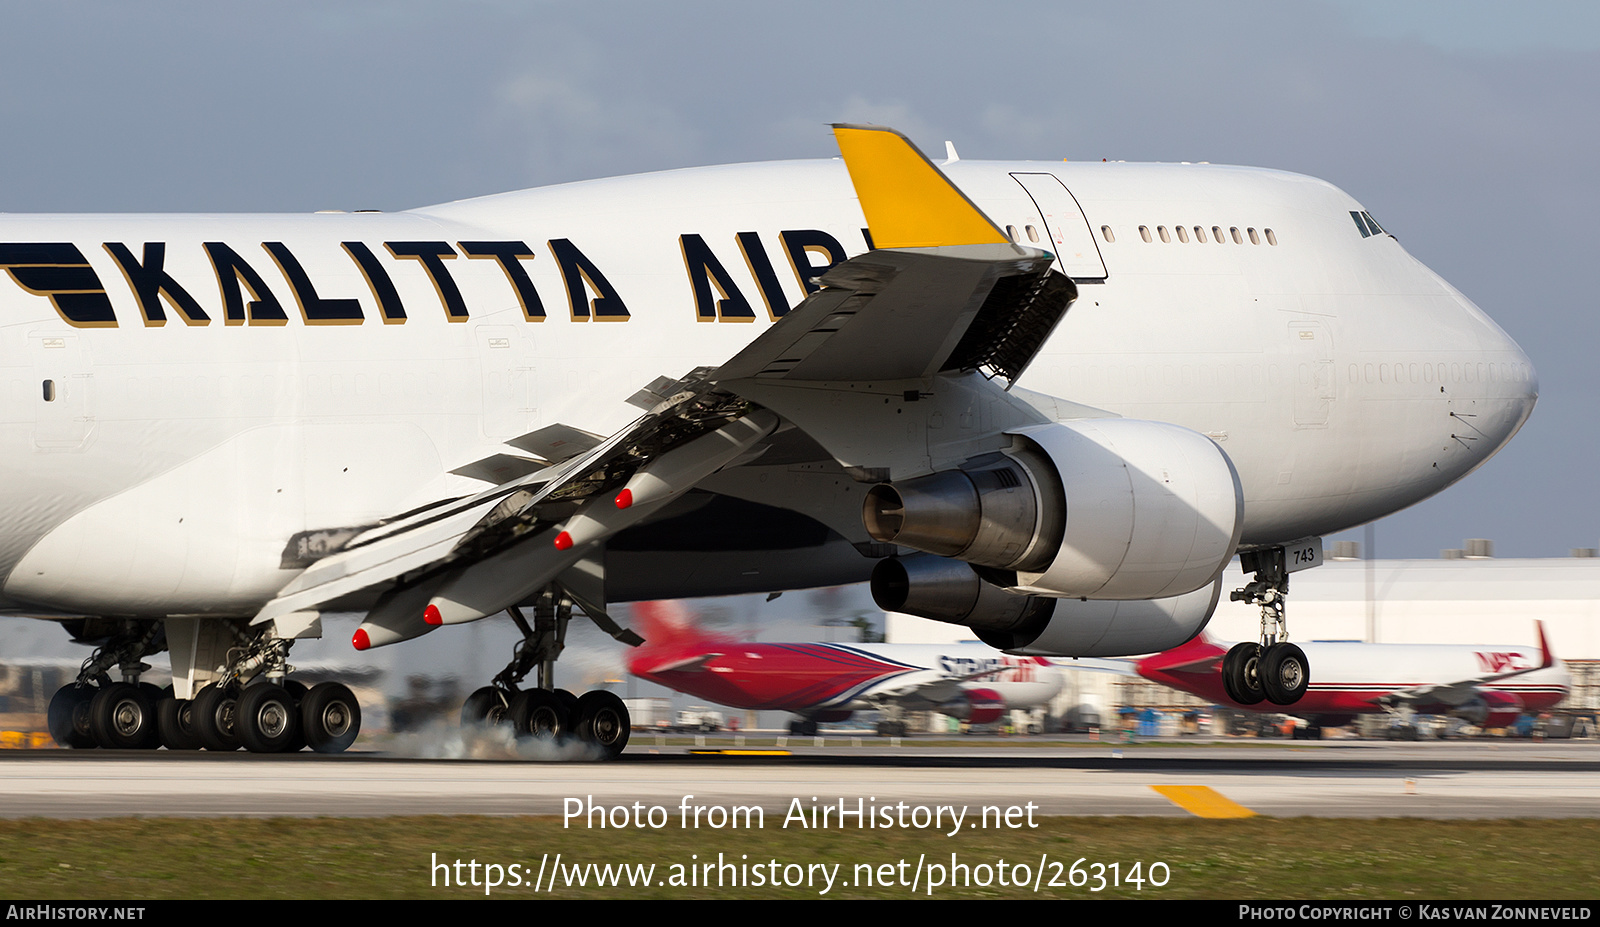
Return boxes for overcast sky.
[1,0,1595,566]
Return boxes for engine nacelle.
[1455,691,1525,729]
[940,687,1005,725]
[863,419,1243,601]
[978,577,1224,657]
[870,553,1056,636]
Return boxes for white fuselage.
[0,158,1536,618]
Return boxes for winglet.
[1536,620,1554,669]
[832,124,1011,250]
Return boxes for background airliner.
[625,602,1061,735]
[3,125,1534,757]
[1136,624,1569,738]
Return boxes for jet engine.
[978,577,1224,656]
[863,419,1243,601]
[1455,691,1525,730]
[939,687,1005,725]
[870,553,1056,636]
[871,553,1224,657]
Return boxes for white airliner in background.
[0,126,1535,758]
[1137,623,1569,738]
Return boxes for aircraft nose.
[1451,293,1538,462]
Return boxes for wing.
[862,670,968,705]
[251,125,1078,647]
[1381,622,1555,708]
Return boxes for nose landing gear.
[1227,546,1312,706]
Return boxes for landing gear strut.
[459,588,632,759]
[1228,547,1311,706]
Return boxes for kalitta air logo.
[0,228,861,329]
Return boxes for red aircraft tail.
[629,600,728,649]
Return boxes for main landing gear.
[1224,548,1311,706]
[459,590,631,760]
[47,620,168,751]
[46,617,364,754]
[186,629,361,754]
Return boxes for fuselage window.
[42,379,55,402]
[1248,228,1260,245]
[1026,225,1040,243]
[1230,227,1243,244]
[1139,225,1152,243]
[1212,226,1225,244]
[1006,225,1020,242]
[1176,226,1189,243]
[1101,225,1115,243]
[1265,228,1278,246]
[1194,226,1207,243]
[1158,226,1171,243]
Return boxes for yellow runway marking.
[687,750,793,756]
[1150,785,1257,818]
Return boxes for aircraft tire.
[236,683,301,754]
[89,682,161,750]
[157,693,204,750]
[574,691,630,759]
[509,689,567,739]
[47,684,98,749]
[301,682,361,754]
[193,684,242,751]
[1260,643,1309,706]
[1222,642,1265,705]
[461,686,510,727]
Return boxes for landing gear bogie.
[455,590,637,759]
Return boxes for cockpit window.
[1350,210,1386,238]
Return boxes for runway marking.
[687,749,793,756]
[1150,785,1257,818]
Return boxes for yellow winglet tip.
[831,124,1011,250]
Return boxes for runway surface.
[5,734,1598,819]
